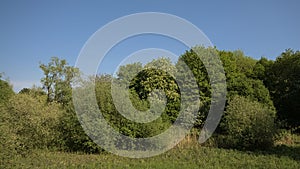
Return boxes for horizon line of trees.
[1,46,300,166]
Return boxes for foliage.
[261,49,300,129]
[0,74,14,104]
[19,86,46,97]
[275,129,295,145]
[227,74,273,107]
[7,94,64,152]
[221,95,277,150]
[252,57,274,82]
[219,50,274,107]
[1,46,299,160]
[115,58,179,125]
[175,47,213,128]
[95,73,173,150]
[176,47,274,130]
[129,68,180,122]
[0,77,16,167]
[177,48,211,104]
[39,57,79,105]
[9,142,300,169]
[117,62,143,85]
[0,103,18,168]
[57,103,102,153]
[39,57,100,152]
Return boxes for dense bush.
[0,77,16,167]
[7,94,64,151]
[221,95,277,150]
[95,75,172,150]
[263,50,300,129]
[57,104,102,153]
[0,76,14,105]
[0,103,17,168]
[2,47,298,156]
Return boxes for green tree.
[252,57,274,82]
[221,95,277,150]
[113,58,180,136]
[0,96,16,168]
[39,57,101,152]
[7,94,64,150]
[264,49,300,129]
[117,62,143,85]
[58,104,101,153]
[0,74,14,104]
[0,76,16,167]
[177,49,210,103]
[175,48,212,128]
[94,74,171,150]
[219,50,273,107]
[39,57,79,105]
[19,86,46,97]
[129,58,180,122]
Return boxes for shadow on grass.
[205,133,300,162]
[249,145,300,162]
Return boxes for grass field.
[8,135,300,169]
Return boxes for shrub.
[274,129,294,145]
[7,94,63,151]
[221,95,277,150]
[57,104,102,153]
[0,103,18,168]
[0,77,14,105]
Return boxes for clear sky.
[1,0,299,92]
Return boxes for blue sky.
[0,0,299,92]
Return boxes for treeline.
[1,47,300,166]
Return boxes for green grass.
[7,139,300,169]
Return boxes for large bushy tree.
[0,74,14,104]
[40,57,79,105]
[221,95,277,150]
[107,58,180,138]
[40,57,101,152]
[7,94,63,150]
[219,50,273,107]
[5,47,297,155]
[259,49,300,129]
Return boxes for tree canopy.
[256,49,300,129]
[1,47,299,158]
[0,74,14,104]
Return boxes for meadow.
[9,135,300,169]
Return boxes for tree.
[177,49,210,103]
[128,58,180,122]
[39,57,101,152]
[19,86,46,97]
[39,57,79,105]
[117,62,143,85]
[176,47,273,129]
[263,49,300,129]
[219,50,274,107]
[6,94,64,153]
[175,48,212,128]
[0,75,16,167]
[0,74,14,104]
[252,57,274,82]
[94,74,172,150]
[0,96,16,168]
[113,58,180,136]
[221,95,277,150]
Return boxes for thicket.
[220,95,277,150]
[1,47,299,162]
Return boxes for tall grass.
[7,134,300,169]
